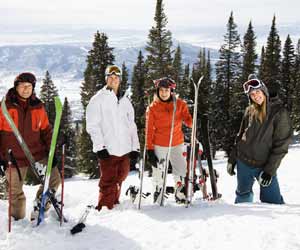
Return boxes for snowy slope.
[1,145,300,250]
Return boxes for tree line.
[37,0,300,178]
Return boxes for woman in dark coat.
[227,74,292,204]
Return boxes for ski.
[1,97,67,224]
[186,76,203,207]
[70,205,96,235]
[201,115,221,200]
[37,96,63,226]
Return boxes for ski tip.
[70,222,86,235]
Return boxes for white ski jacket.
[86,86,140,157]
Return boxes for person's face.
[16,82,33,99]
[249,89,265,105]
[106,74,120,93]
[158,87,171,101]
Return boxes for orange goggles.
[105,65,122,76]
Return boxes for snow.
[1,145,300,250]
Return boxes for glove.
[97,149,110,160]
[129,151,140,161]
[52,154,58,168]
[227,162,236,176]
[129,151,140,168]
[0,159,7,177]
[258,171,272,187]
[146,150,158,166]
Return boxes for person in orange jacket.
[146,77,192,203]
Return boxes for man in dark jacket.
[227,74,292,204]
[0,72,61,220]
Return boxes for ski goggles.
[154,77,176,89]
[243,79,263,94]
[105,65,122,76]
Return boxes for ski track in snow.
[1,145,300,250]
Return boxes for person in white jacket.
[86,65,140,210]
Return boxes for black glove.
[52,155,58,168]
[146,150,158,166]
[97,149,110,160]
[129,151,140,161]
[227,162,236,176]
[258,171,272,187]
[129,151,140,168]
[0,159,7,177]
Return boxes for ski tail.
[70,205,96,235]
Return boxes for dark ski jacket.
[229,96,292,176]
[0,88,52,167]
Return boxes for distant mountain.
[0,42,219,81]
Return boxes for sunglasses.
[105,65,122,76]
[243,79,263,94]
[154,78,176,89]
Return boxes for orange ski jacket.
[146,97,192,150]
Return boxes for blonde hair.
[248,100,267,123]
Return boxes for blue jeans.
[235,160,284,204]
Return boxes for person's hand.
[129,151,140,167]
[0,159,7,177]
[258,171,272,187]
[227,162,236,176]
[146,150,158,166]
[97,149,110,160]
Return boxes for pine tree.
[78,31,115,178]
[259,46,267,80]
[40,71,58,125]
[241,21,258,82]
[172,45,184,89]
[56,97,77,178]
[192,49,216,157]
[81,31,115,110]
[214,11,242,155]
[120,62,129,95]
[281,35,295,113]
[262,16,281,97]
[180,64,191,100]
[131,51,148,148]
[240,21,258,110]
[145,0,173,83]
[293,39,300,131]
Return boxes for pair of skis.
[186,77,220,204]
[1,96,67,228]
[186,76,203,207]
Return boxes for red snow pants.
[97,154,130,210]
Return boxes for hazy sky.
[1,0,300,30]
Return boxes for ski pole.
[137,90,152,209]
[8,149,13,233]
[160,94,177,206]
[60,144,65,226]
